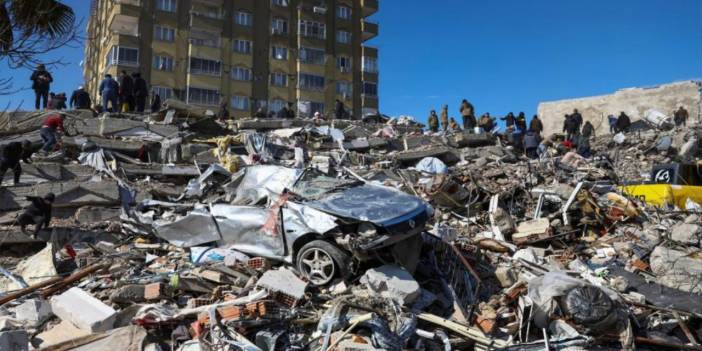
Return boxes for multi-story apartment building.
[84,0,379,119]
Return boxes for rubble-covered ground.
[1,103,702,350]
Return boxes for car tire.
[296,240,351,286]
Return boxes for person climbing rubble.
[0,140,33,186]
[39,113,68,154]
[17,192,55,238]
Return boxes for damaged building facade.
[538,80,702,135]
[84,0,381,119]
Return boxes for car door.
[211,204,286,259]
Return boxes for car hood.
[306,184,427,227]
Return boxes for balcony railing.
[362,0,379,17]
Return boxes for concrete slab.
[360,264,421,305]
[50,287,117,332]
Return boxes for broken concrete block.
[256,268,308,303]
[670,223,701,245]
[360,264,421,305]
[144,283,167,300]
[13,299,52,326]
[51,287,117,332]
[0,330,28,351]
[109,285,145,304]
[650,246,702,294]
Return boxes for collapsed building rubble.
[1,104,702,350]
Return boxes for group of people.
[216,99,350,122]
[427,100,481,132]
[98,71,153,113]
[31,65,161,114]
[605,112,632,135]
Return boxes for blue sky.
[1,0,701,124]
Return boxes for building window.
[337,6,351,19]
[299,20,326,39]
[362,82,378,97]
[271,18,288,35]
[236,11,253,26]
[336,81,352,96]
[231,66,252,81]
[271,46,288,60]
[233,39,253,54]
[231,95,250,111]
[299,47,325,65]
[269,99,286,113]
[271,0,288,7]
[298,73,325,91]
[362,56,378,73]
[189,57,221,76]
[337,56,351,72]
[189,29,220,48]
[152,86,173,100]
[106,46,139,67]
[153,55,174,71]
[187,87,219,106]
[155,0,176,12]
[337,30,351,44]
[270,72,287,87]
[154,25,175,42]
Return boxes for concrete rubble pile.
[1,104,702,350]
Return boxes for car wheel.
[296,240,350,286]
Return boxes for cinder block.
[13,299,52,326]
[50,287,116,332]
[144,282,166,300]
[0,330,28,351]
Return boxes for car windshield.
[292,170,363,200]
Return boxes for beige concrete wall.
[537,81,702,136]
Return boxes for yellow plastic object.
[619,184,702,209]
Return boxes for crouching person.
[18,193,55,238]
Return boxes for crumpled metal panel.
[232,165,302,205]
[211,205,285,259]
[153,207,221,247]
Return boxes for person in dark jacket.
[70,86,92,110]
[285,102,296,118]
[18,193,55,238]
[576,135,592,158]
[132,73,149,113]
[118,70,135,112]
[460,99,476,130]
[30,64,53,110]
[501,112,516,128]
[523,131,540,159]
[529,114,543,135]
[150,94,162,112]
[479,113,494,133]
[334,99,347,119]
[99,74,119,112]
[616,112,631,133]
[428,110,439,132]
[254,107,267,118]
[516,112,527,133]
[440,105,449,131]
[608,114,618,134]
[674,106,689,127]
[571,109,583,132]
[0,141,33,186]
[217,102,230,121]
[563,114,578,141]
[581,121,595,138]
[54,93,67,110]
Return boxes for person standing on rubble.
[674,106,689,127]
[286,102,296,118]
[616,111,631,133]
[70,86,91,110]
[0,141,33,186]
[460,99,476,130]
[99,74,119,113]
[501,112,516,129]
[571,108,583,132]
[30,64,53,110]
[118,70,134,112]
[40,113,67,153]
[563,114,578,141]
[523,130,540,159]
[581,120,595,138]
[254,107,267,118]
[132,73,149,113]
[17,193,55,238]
[54,93,67,110]
[516,112,527,133]
[334,99,347,119]
[608,114,618,134]
[440,105,449,131]
[217,102,230,121]
[428,110,439,132]
[478,113,494,133]
[150,93,161,113]
[449,117,460,131]
[529,114,543,135]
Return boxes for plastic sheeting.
[415,157,448,174]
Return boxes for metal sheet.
[211,205,285,259]
[153,207,221,247]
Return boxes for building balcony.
[191,0,223,7]
[109,14,139,37]
[114,0,141,6]
[362,21,378,42]
[362,0,379,17]
[362,45,378,58]
[189,12,223,32]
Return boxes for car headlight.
[358,222,377,238]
